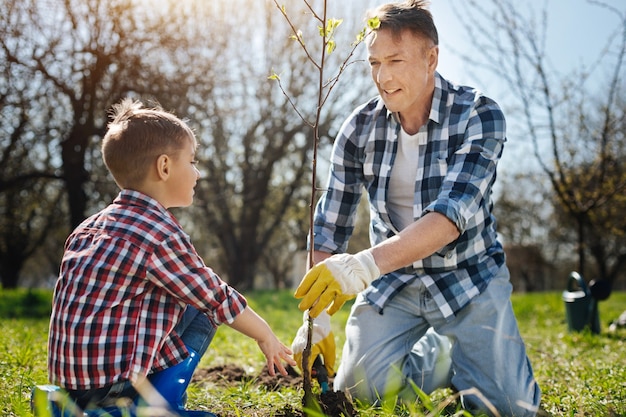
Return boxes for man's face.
[367,28,438,121]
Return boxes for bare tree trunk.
[61,130,89,228]
[577,216,586,277]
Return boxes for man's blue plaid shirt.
[313,73,507,320]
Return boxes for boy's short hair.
[102,98,196,189]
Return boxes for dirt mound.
[192,363,250,386]
[192,363,302,390]
[315,391,357,417]
[193,363,357,416]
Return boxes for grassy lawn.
[1,289,625,416]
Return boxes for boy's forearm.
[226,306,272,342]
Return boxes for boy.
[47,98,296,416]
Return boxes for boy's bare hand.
[226,306,297,376]
[257,336,297,376]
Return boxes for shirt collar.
[383,72,448,126]
[115,189,169,215]
[430,72,447,125]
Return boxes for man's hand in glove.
[294,250,380,317]
[291,310,336,377]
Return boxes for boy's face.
[165,138,200,208]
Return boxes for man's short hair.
[367,0,438,46]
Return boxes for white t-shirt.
[387,128,427,231]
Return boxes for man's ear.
[156,154,170,181]
[429,45,439,73]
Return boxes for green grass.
[0,289,54,318]
[1,289,625,416]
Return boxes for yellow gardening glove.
[295,250,380,318]
[291,311,336,377]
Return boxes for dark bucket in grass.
[562,271,600,334]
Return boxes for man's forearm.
[309,250,333,267]
[310,212,459,276]
[371,211,460,275]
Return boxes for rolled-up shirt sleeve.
[148,233,247,326]
[424,97,506,235]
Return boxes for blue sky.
[430,0,624,98]
[426,0,625,177]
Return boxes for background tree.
[494,174,556,291]
[1,0,222,225]
[451,0,626,288]
[152,0,374,290]
[0,0,186,285]
[0,0,373,288]
[0,16,67,287]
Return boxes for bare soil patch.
[192,364,356,416]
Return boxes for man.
[292,1,541,416]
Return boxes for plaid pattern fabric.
[313,73,506,320]
[48,190,247,390]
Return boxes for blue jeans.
[334,267,541,417]
[175,305,216,355]
[67,305,215,409]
